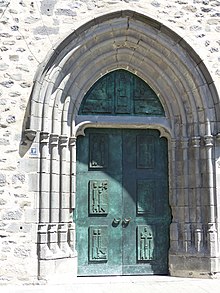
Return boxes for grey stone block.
[24,208,39,223]
[2,209,23,220]
[28,172,40,192]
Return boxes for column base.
[169,254,220,278]
[38,257,77,283]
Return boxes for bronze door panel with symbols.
[76,128,171,276]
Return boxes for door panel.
[76,129,123,275]
[76,128,171,276]
[122,129,170,275]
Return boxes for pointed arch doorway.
[25,9,220,280]
[75,70,171,276]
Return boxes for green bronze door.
[76,128,171,276]
[76,129,123,275]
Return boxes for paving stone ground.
[1,276,220,293]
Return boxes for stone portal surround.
[37,133,76,260]
[170,135,219,256]
[25,124,220,278]
[23,10,220,279]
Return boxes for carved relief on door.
[79,70,165,117]
[89,180,108,215]
[89,133,108,169]
[137,135,155,169]
[89,226,108,262]
[137,225,155,261]
[136,180,156,215]
[76,129,170,276]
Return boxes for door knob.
[123,217,131,224]
[113,218,121,225]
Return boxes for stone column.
[180,137,191,252]
[59,135,69,223]
[69,137,77,256]
[169,138,178,253]
[49,134,59,255]
[48,223,59,255]
[58,223,74,256]
[49,134,60,223]
[204,135,218,257]
[58,135,72,256]
[68,222,76,255]
[39,132,50,223]
[37,224,53,259]
[38,131,51,259]
[183,223,192,253]
[191,136,203,253]
[181,137,190,223]
[69,137,76,209]
[215,134,220,252]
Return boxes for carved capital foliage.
[204,135,214,147]
[69,137,77,147]
[38,223,48,234]
[216,133,220,145]
[24,129,37,141]
[191,136,201,148]
[48,223,57,233]
[172,135,220,149]
[207,223,217,233]
[50,133,59,145]
[40,131,50,144]
[171,138,177,147]
[180,137,188,149]
[58,223,67,232]
[59,135,68,148]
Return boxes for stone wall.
[0,0,220,284]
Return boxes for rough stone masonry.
[0,0,220,285]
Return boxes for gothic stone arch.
[24,10,220,279]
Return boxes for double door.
[76,128,171,276]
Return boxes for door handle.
[123,217,131,225]
[113,218,121,225]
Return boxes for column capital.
[40,131,50,143]
[38,223,48,233]
[69,137,77,147]
[171,138,177,147]
[59,135,68,147]
[215,133,220,144]
[48,223,58,232]
[180,137,189,149]
[58,223,68,231]
[50,133,59,145]
[24,129,37,141]
[191,136,201,148]
[204,135,214,147]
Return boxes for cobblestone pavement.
[1,276,220,293]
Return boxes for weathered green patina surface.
[76,128,171,276]
[79,70,165,116]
